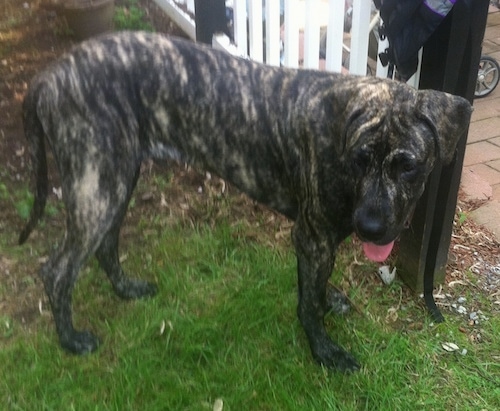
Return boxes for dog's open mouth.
[362,241,395,262]
[360,213,414,262]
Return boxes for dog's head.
[337,78,472,261]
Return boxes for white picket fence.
[152,0,421,86]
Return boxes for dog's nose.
[354,209,386,242]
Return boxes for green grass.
[0,180,60,221]
[1,216,499,410]
[114,0,154,32]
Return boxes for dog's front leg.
[292,220,360,372]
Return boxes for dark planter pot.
[62,0,115,40]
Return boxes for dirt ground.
[0,0,499,333]
[0,0,184,196]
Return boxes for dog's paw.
[114,279,158,300]
[326,286,351,315]
[60,330,100,355]
[313,343,360,372]
[329,350,360,373]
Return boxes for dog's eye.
[401,160,416,173]
[353,149,371,174]
[392,155,419,181]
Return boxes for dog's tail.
[18,82,49,245]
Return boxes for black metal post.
[397,0,489,318]
[194,0,227,44]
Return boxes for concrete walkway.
[461,4,500,239]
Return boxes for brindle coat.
[19,32,472,372]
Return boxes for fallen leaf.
[442,342,459,352]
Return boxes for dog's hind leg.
[43,161,152,354]
[95,169,158,300]
[40,234,101,354]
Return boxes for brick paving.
[461,4,500,239]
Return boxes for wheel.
[475,56,500,98]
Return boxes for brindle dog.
[19,32,472,372]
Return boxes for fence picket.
[349,0,371,75]
[265,0,281,66]
[248,0,264,62]
[283,0,300,68]
[233,0,248,56]
[325,0,346,73]
[304,0,321,69]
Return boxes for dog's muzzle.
[353,207,396,262]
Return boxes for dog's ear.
[415,90,472,164]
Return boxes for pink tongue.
[362,241,395,262]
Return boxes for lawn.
[1,178,499,410]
